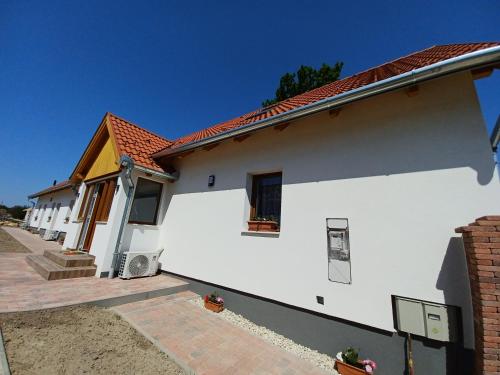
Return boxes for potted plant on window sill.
[248,217,279,232]
[335,347,377,375]
[204,292,224,313]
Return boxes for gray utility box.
[394,296,459,342]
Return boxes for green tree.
[262,61,343,107]
[8,205,28,220]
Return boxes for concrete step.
[43,250,95,268]
[26,255,97,281]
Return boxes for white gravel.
[189,297,339,374]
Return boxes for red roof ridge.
[106,112,171,144]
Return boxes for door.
[77,178,117,252]
[77,183,104,251]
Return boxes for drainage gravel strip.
[189,298,339,374]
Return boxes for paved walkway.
[2,226,62,254]
[114,291,332,375]
[0,227,188,313]
[1,227,333,374]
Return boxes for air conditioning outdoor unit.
[42,230,59,241]
[118,249,164,279]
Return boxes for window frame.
[94,178,117,222]
[77,185,93,221]
[249,171,283,227]
[128,177,163,226]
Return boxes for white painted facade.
[29,188,78,236]
[154,72,499,348]
[62,169,168,275]
[46,71,498,349]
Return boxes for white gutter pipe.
[153,45,500,159]
[491,115,500,153]
[108,155,135,278]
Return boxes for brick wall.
[456,216,500,375]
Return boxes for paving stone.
[113,293,332,375]
[0,230,188,313]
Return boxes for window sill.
[241,230,280,238]
[127,222,159,227]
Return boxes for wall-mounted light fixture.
[208,175,215,187]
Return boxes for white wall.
[91,169,168,275]
[65,169,168,275]
[158,72,500,348]
[29,188,78,235]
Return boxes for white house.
[27,42,500,373]
[27,180,79,242]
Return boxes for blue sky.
[0,0,499,206]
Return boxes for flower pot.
[248,220,279,232]
[204,300,224,313]
[335,361,368,375]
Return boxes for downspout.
[108,155,135,278]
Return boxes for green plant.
[204,291,224,305]
[342,347,359,366]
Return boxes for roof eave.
[28,182,76,199]
[153,45,500,160]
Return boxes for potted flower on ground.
[204,291,224,313]
[335,347,377,375]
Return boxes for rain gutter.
[153,45,500,159]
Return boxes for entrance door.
[77,183,103,251]
[77,178,117,252]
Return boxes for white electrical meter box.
[394,296,459,342]
[326,218,351,284]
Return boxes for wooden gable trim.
[105,114,121,160]
[69,113,121,182]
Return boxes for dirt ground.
[0,228,30,253]
[0,305,185,375]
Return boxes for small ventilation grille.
[118,254,128,276]
[128,255,149,276]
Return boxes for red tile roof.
[107,113,172,171]
[29,180,75,199]
[161,42,499,151]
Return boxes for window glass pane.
[254,173,282,223]
[129,178,162,224]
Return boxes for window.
[250,172,282,229]
[128,178,162,225]
[77,185,93,220]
